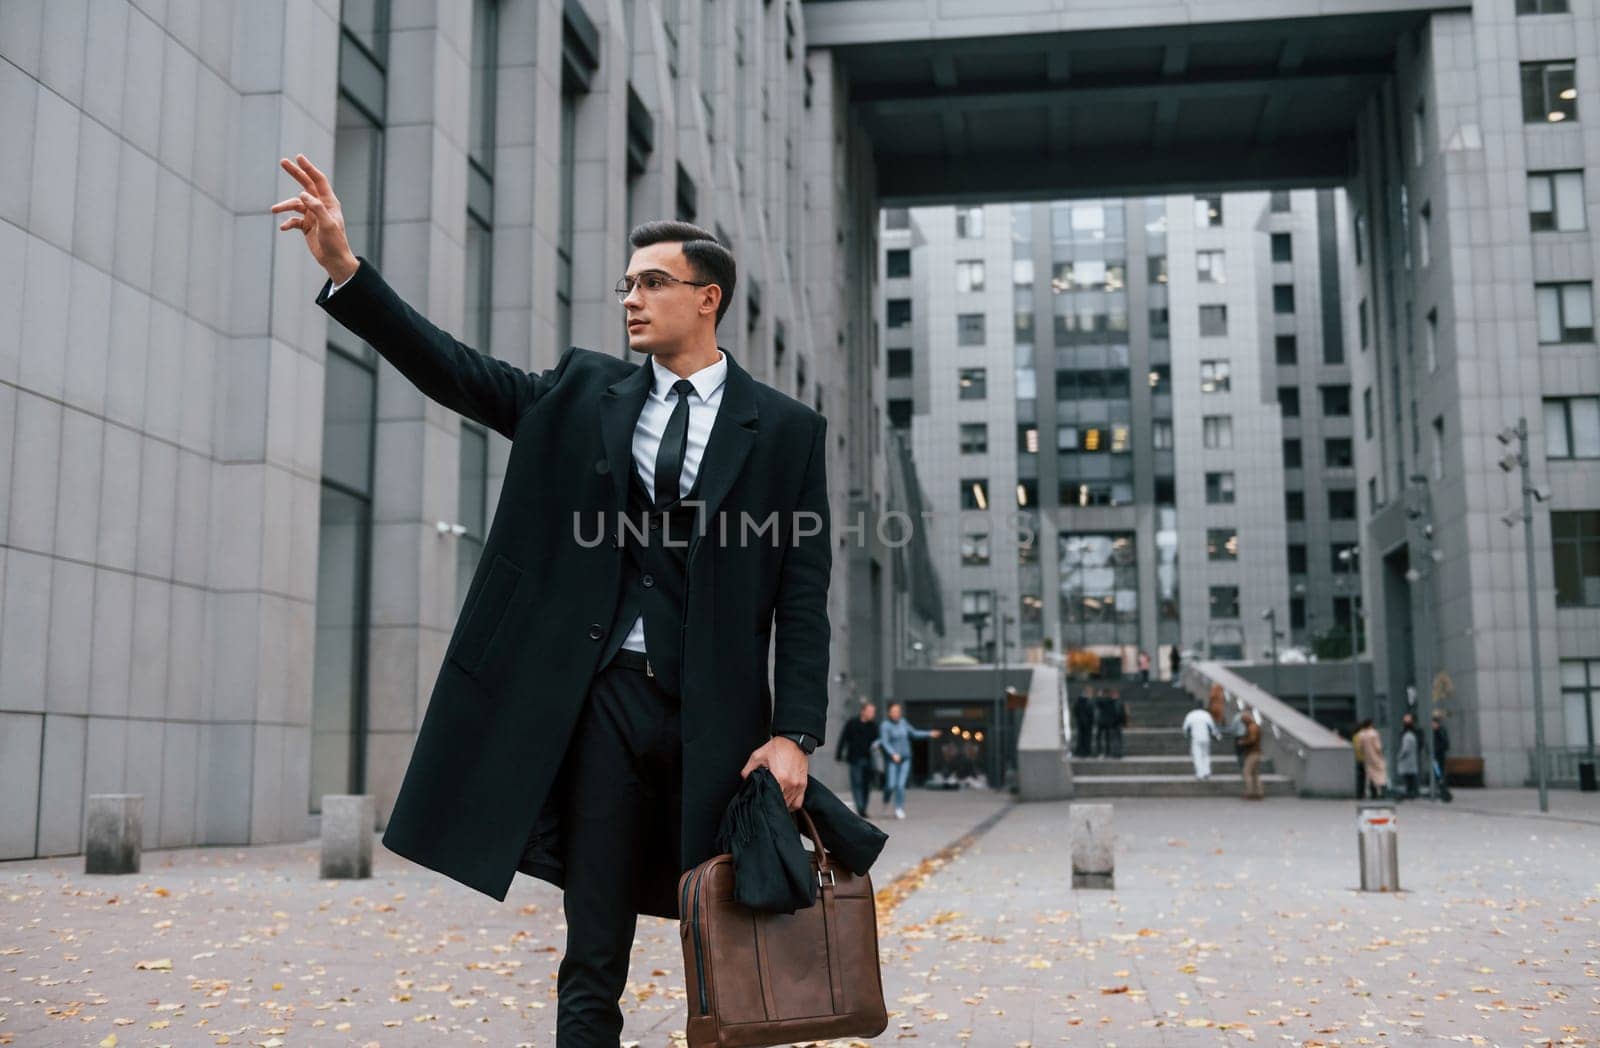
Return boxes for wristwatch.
[776,731,818,754]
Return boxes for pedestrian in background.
[1183,700,1220,780]
[1396,712,1422,800]
[834,701,880,817]
[877,702,943,819]
[1071,689,1095,758]
[1093,688,1117,758]
[1352,719,1388,799]
[1431,711,1454,803]
[1237,710,1264,800]
[1138,650,1151,685]
[1350,724,1365,798]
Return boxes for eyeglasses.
[614,271,713,303]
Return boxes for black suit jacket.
[315,257,833,916]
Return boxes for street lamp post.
[1338,545,1365,724]
[1262,607,1282,698]
[1498,418,1552,813]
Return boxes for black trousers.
[555,657,683,1047]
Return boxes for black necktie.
[654,378,697,508]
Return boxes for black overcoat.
[315,256,832,918]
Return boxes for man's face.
[621,241,720,354]
[860,705,875,720]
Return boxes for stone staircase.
[1070,682,1294,798]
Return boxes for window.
[1358,298,1369,350]
[1545,397,1600,458]
[1271,233,1292,263]
[1424,309,1438,372]
[1199,304,1228,336]
[1529,170,1585,231]
[961,532,991,566]
[1363,387,1375,440]
[1205,471,1236,504]
[1321,384,1352,416]
[1553,511,1600,606]
[883,207,910,230]
[960,422,988,454]
[887,298,911,328]
[961,588,994,622]
[1431,416,1445,478]
[1209,586,1240,619]
[1148,254,1168,284]
[1536,282,1594,342]
[1327,488,1355,520]
[1195,195,1222,227]
[1149,364,1170,395]
[1283,438,1303,469]
[957,312,986,345]
[1197,250,1226,283]
[886,248,911,277]
[1200,359,1231,393]
[960,478,990,511]
[1288,544,1308,574]
[1202,415,1234,449]
[1286,490,1306,520]
[1279,386,1301,417]
[955,206,984,238]
[887,348,912,378]
[1418,201,1432,267]
[1325,437,1354,468]
[1014,258,1034,286]
[1276,334,1298,365]
[1017,423,1038,455]
[1368,476,1380,511]
[1522,61,1578,123]
[888,398,912,428]
[956,260,985,292]
[1518,0,1570,13]
[1269,189,1291,212]
[1152,420,1174,449]
[1562,658,1600,750]
[1273,284,1296,314]
[958,368,987,399]
[1207,528,1238,561]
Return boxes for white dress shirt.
[620,349,728,652]
[325,264,729,655]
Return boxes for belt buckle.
[646,658,654,678]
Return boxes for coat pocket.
[449,553,523,677]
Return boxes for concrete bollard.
[1068,803,1115,889]
[319,795,375,880]
[84,794,142,875]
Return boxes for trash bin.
[1580,760,1598,793]
[1357,802,1399,892]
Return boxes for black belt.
[608,647,655,677]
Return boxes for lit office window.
[955,260,986,292]
[1521,60,1577,123]
[1197,250,1225,283]
[1207,529,1239,561]
[1199,359,1230,393]
[1194,195,1222,227]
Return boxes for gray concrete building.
[0,0,883,860]
[8,0,1600,866]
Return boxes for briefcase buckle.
[817,867,835,888]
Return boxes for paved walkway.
[0,788,1595,1046]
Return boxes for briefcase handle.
[792,807,836,887]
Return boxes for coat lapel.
[688,348,759,564]
[596,347,761,562]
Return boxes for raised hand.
[270,154,359,284]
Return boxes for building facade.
[0,0,885,860]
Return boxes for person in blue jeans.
[876,702,943,819]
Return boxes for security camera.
[1531,485,1552,502]
[1497,427,1515,446]
[1498,453,1517,473]
[1429,548,1444,563]
[1501,509,1522,528]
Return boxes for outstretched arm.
[273,154,564,440]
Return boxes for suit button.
[642,573,655,588]
[588,623,603,640]
[649,516,661,530]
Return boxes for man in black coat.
[273,155,832,1045]
[834,701,880,816]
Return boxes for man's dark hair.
[628,220,737,326]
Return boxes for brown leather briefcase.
[676,807,889,1047]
